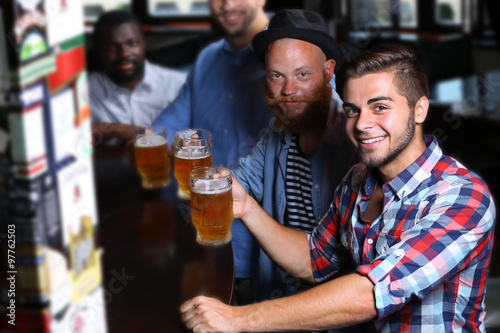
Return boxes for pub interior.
[89,0,500,331]
[1,0,500,332]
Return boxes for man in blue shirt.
[152,0,272,168]
[152,0,272,302]
[232,9,358,308]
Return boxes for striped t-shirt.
[285,135,316,233]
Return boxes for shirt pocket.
[375,233,396,257]
[375,201,424,256]
[340,226,358,261]
[340,227,354,250]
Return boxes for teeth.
[223,12,240,20]
[361,136,385,144]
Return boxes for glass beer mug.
[173,129,212,199]
[134,126,171,189]
[190,167,233,245]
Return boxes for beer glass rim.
[174,128,212,141]
[190,167,232,192]
[134,126,167,142]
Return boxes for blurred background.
[82,0,500,74]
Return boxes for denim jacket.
[232,89,359,301]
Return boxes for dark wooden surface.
[93,151,234,333]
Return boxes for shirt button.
[394,249,404,257]
[367,238,373,245]
[228,94,234,99]
[317,216,321,221]
[314,184,319,189]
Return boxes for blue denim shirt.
[153,38,273,169]
[233,89,359,301]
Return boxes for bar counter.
[93,149,234,333]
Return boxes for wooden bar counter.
[93,150,234,333]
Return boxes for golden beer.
[173,129,213,199]
[174,151,212,199]
[134,134,171,188]
[190,168,233,245]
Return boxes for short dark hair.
[92,10,143,51]
[336,45,429,109]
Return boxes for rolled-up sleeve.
[310,191,352,282]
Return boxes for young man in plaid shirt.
[180,45,496,332]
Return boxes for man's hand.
[116,123,141,142]
[231,177,253,220]
[211,172,253,221]
[92,122,142,143]
[180,296,246,333]
[180,273,377,333]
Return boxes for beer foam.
[136,135,167,147]
[175,148,210,159]
[192,178,230,193]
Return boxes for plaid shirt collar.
[363,135,442,201]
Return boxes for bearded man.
[89,10,186,142]
[231,9,358,311]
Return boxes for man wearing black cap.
[230,9,358,309]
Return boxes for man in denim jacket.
[232,9,358,306]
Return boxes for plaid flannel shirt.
[310,135,496,332]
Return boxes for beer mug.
[173,129,212,199]
[190,167,233,245]
[134,126,171,189]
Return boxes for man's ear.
[325,59,336,81]
[414,96,429,124]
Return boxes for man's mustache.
[113,59,137,66]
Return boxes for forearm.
[92,122,142,142]
[240,195,313,281]
[241,273,377,332]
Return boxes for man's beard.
[362,110,415,168]
[106,59,144,86]
[264,78,332,133]
[215,7,257,38]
